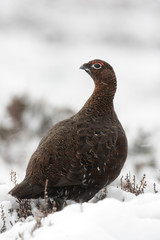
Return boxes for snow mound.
[1,182,160,240]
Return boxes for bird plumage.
[9,59,127,209]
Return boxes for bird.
[9,59,128,210]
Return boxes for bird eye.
[92,63,102,69]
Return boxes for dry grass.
[0,205,6,233]
[120,173,147,196]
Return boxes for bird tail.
[9,179,44,199]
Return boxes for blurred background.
[0,0,160,185]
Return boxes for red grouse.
[9,59,127,209]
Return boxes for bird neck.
[94,71,117,99]
[79,90,115,122]
[76,73,117,120]
[84,90,114,112]
[84,73,117,112]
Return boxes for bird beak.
[80,64,86,70]
[80,63,91,73]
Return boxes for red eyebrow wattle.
[92,61,104,66]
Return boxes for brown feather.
[9,59,128,209]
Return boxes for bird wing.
[25,120,118,189]
[61,122,119,187]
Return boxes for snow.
[1,184,160,240]
[0,0,160,239]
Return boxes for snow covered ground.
[0,0,160,239]
[1,182,160,240]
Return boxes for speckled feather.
[9,59,127,209]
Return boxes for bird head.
[80,59,117,98]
